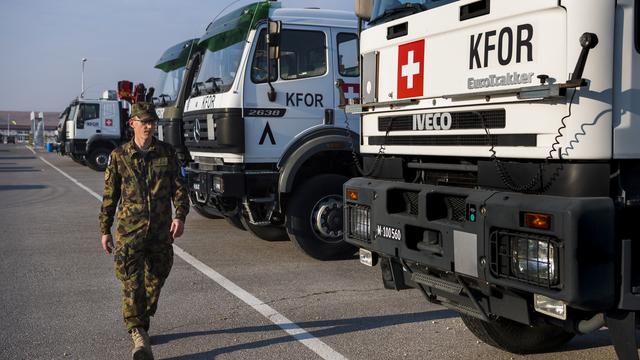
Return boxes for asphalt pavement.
[0,143,626,359]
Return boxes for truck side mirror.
[354,0,373,21]
[266,20,282,102]
[268,20,282,60]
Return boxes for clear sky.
[0,0,354,112]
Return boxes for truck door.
[75,102,100,139]
[99,101,120,138]
[243,25,332,163]
[331,29,360,132]
[65,105,78,140]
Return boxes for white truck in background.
[56,91,131,171]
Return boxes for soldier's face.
[129,117,156,141]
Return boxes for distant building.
[0,110,58,143]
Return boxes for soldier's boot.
[130,328,154,360]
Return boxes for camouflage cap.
[130,102,159,122]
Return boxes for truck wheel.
[240,216,288,241]
[191,203,222,219]
[87,147,110,171]
[70,153,86,166]
[460,314,575,354]
[285,174,356,260]
[225,215,246,231]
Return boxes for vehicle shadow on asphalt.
[157,309,457,359]
[0,166,41,172]
[553,328,640,353]
[0,184,47,191]
[0,156,36,160]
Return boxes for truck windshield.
[369,0,458,25]
[192,2,270,95]
[57,107,70,129]
[155,66,186,105]
[193,41,245,95]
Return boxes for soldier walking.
[98,102,189,360]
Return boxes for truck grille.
[368,134,536,147]
[425,193,467,223]
[388,190,419,215]
[182,108,244,153]
[183,117,214,149]
[378,109,506,132]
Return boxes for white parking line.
[37,155,347,360]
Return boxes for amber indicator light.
[524,212,551,230]
[346,189,359,201]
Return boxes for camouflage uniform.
[99,104,189,332]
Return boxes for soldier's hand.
[101,234,114,255]
[170,219,184,241]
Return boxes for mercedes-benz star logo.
[193,118,201,143]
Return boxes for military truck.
[56,91,131,171]
[183,1,362,259]
[151,39,222,220]
[153,38,202,164]
[345,0,640,357]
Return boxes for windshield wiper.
[369,3,427,25]
[154,94,173,107]
[204,77,223,94]
[192,82,204,97]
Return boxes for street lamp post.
[81,58,87,98]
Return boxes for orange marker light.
[524,212,551,230]
[346,189,359,201]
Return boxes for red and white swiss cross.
[397,39,425,99]
[341,83,360,100]
[105,118,113,127]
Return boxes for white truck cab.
[59,92,130,171]
[345,0,640,357]
[183,1,362,259]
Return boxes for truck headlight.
[534,294,567,320]
[511,235,558,285]
[212,176,224,193]
[347,204,371,242]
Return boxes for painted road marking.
[37,154,347,360]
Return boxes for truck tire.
[70,153,86,166]
[225,215,246,231]
[240,216,288,241]
[86,147,110,171]
[460,314,575,354]
[285,174,356,260]
[192,203,222,219]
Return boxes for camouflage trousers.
[114,239,173,332]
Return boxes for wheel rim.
[95,153,109,167]
[310,195,343,243]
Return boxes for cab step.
[411,272,464,295]
[440,299,486,320]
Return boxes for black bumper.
[64,139,87,155]
[187,167,278,213]
[344,177,616,312]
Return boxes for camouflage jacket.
[99,138,189,240]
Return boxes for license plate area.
[376,224,402,241]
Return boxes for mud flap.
[605,310,639,360]
[380,257,411,290]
